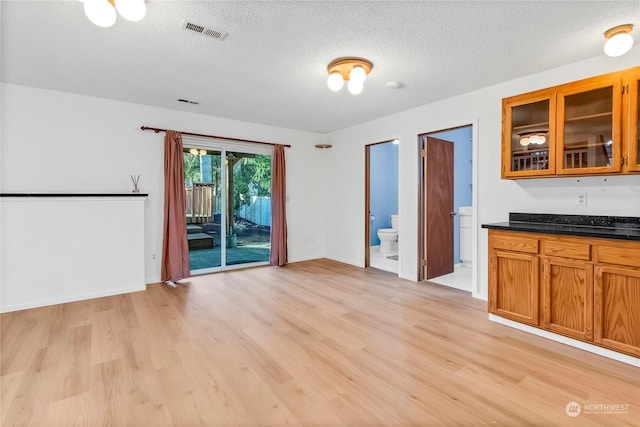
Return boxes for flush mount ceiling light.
[327,57,373,95]
[84,0,146,28]
[604,24,634,57]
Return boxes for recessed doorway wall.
[418,125,473,291]
[365,138,399,274]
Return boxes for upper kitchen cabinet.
[556,76,622,175]
[628,68,640,172]
[501,66,640,179]
[502,89,556,178]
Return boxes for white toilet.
[377,214,399,254]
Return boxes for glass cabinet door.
[502,92,556,178]
[556,79,622,174]
[628,70,640,172]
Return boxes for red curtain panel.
[161,130,191,282]
[270,144,288,266]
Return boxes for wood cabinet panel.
[542,257,593,340]
[490,232,539,254]
[594,265,640,357]
[489,250,539,326]
[542,239,591,260]
[596,244,640,268]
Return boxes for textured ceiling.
[2,1,639,133]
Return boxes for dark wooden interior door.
[425,136,454,279]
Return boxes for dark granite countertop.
[482,213,640,241]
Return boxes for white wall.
[324,49,640,298]
[2,50,639,306]
[1,84,327,285]
[1,196,146,312]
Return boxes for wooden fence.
[186,183,215,223]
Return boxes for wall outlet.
[577,193,587,206]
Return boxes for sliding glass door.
[183,142,272,273]
[225,151,272,266]
[184,148,223,271]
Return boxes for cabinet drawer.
[490,233,539,254]
[597,245,640,268]
[543,240,591,260]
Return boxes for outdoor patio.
[189,243,270,270]
[187,216,271,270]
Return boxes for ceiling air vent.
[182,19,227,41]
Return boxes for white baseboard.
[287,255,325,264]
[146,275,161,284]
[0,284,147,313]
[489,314,640,367]
[398,272,417,282]
[324,255,363,268]
[428,278,472,293]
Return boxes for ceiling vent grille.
[182,20,227,41]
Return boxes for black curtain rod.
[140,126,291,148]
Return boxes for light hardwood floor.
[1,259,638,426]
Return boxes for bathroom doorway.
[365,138,399,274]
[418,125,473,291]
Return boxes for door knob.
[450,212,457,217]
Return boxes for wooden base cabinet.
[594,265,640,357]
[490,250,539,326]
[488,229,640,357]
[488,231,540,326]
[542,257,593,341]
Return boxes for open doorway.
[418,125,473,291]
[365,138,399,274]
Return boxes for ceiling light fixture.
[604,24,634,57]
[84,0,146,28]
[327,57,373,95]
